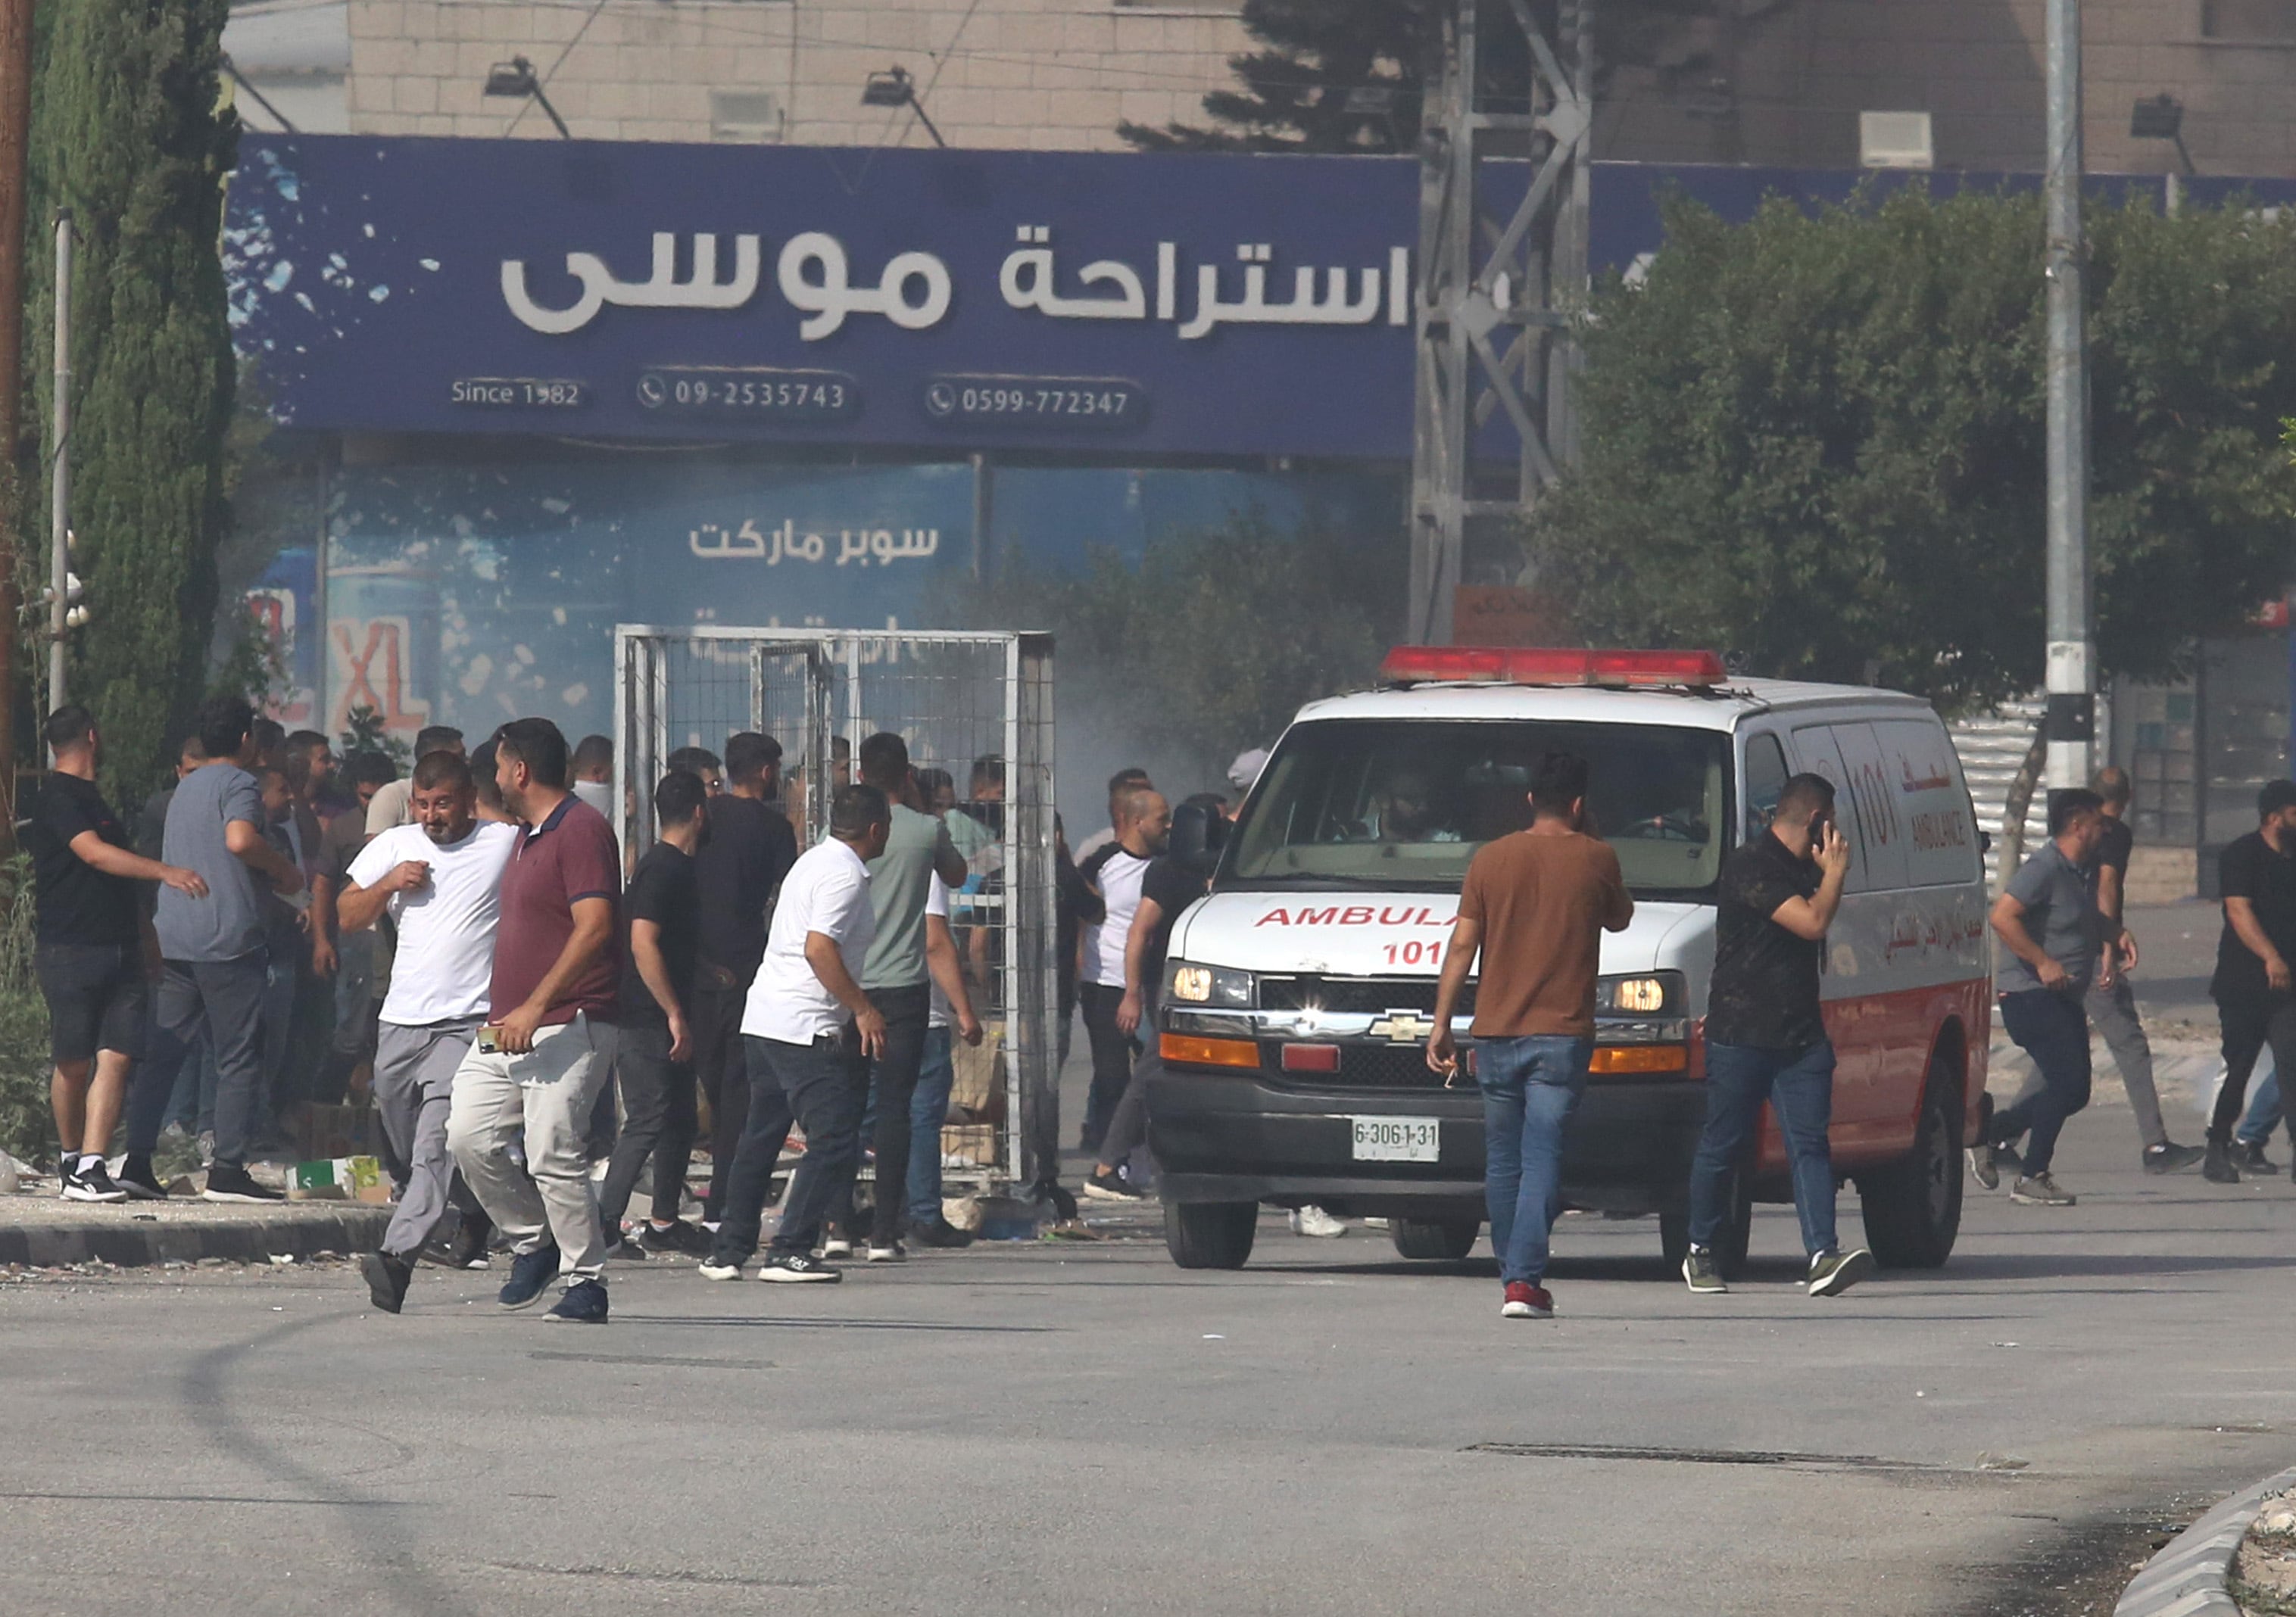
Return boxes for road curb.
[2116,1466,2296,1617]
[0,1207,392,1270]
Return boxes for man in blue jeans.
[1428,752,1633,1321]
[1979,788,2119,1207]
[1683,772,1872,1298]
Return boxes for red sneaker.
[1501,1282,1553,1319]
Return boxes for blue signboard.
[226,136,1420,460]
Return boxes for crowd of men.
[22,693,1235,1324]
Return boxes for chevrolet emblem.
[1366,1011,1438,1043]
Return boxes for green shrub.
[0,855,54,1167]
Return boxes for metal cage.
[613,625,1058,1194]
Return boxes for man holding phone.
[1683,772,1871,1298]
[1978,788,2119,1207]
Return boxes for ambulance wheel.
[1861,1064,1964,1269]
[1165,1201,1258,1270]
[1390,1217,1480,1261]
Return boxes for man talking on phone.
[1683,773,1871,1298]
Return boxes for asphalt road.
[5,1103,2293,1617]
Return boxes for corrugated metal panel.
[1950,699,2047,887]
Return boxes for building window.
[2203,0,2296,39]
[710,90,782,142]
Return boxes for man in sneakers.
[1682,773,1873,1298]
[1077,784,1169,1152]
[338,751,519,1313]
[700,784,890,1283]
[1427,752,1633,1321]
[2085,768,2205,1175]
[155,696,307,1204]
[23,706,210,1202]
[445,719,623,1325]
[906,871,984,1247]
[1977,789,2120,1207]
[597,771,707,1256]
[2202,780,2296,1184]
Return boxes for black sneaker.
[1081,1170,1148,1202]
[1967,1138,1999,1192]
[544,1278,609,1324]
[201,1164,284,1204]
[2204,1140,2242,1184]
[498,1244,561,1309]
[2011,1173,2076,1207]
[360,1250,412,1314]
[2142,1142,2207,1176]
[116,1153,168,1201]
[910,1215,975,1249]
[638,1219,709,1256]
[448,1213,493,1270]
[1806,1248,1874,1297]
[758,1251,842,1283]
[2240,1140,2281,1174]
[1682,1247,1727,1295]
[63,1159,129,1203]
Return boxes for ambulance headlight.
[1165,961,1256,1008]
[1595,973,1684,1015]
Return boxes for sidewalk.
[0,1179,388,1270]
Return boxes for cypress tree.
[30,0,237,804]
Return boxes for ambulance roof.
[1287,678,1936,734]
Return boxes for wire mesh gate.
[613,625,1058,1197]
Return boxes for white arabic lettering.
[777,232,953,341]
[502,232,761,335]
[689,519,940,565]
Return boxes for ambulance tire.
[1165,1200,1259,1270]
[1658,1162,1752,1280]
[1389,1217,1480,1261]
[1860,1061,1964,1270]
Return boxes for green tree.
[28,0,239,805]
[938,511,1403,784]
[1529,185,2296,713]
[1119,0,1737,155]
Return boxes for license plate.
[1351,1116,1440,1163]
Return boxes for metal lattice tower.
[1408,0,1593,645]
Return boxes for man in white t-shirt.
[338,750,519,1313]
[909,873,985,1247]
[700,784,890,1284]
[1075,784,1170,1151]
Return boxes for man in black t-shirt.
[1683,771,1871,1298]
[599,771,707,1251]
[2079,768,2204,1174]
[2204,778,2296,1183]
[680,731,798,1227]
[23,707,208,1201]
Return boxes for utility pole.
[2042,0,2094,793]
[48,211,70,713]
[1407,0,1594,644]
[0,0,31,825]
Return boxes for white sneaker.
[818,1236,853,1259]
[1290,1205,1346,1238]
[697,1260,744,1282]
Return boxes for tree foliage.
[1529,187,2296,712]
[938,511,1402,785]
[1120,0,1729,155]
[29,0,239,804]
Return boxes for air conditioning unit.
[1859,111,1934,170]
[710,90,782,145]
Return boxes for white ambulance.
[1146,646,1990,1275]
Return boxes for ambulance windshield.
[1225,718,1731,898]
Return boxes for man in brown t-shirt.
[445,718,623,1324]
[1428,751,1632,1322]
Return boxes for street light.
[2130,93,2195,176]
[861,65,945,148]
[484,55,571,140]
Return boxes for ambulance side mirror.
[1169,800,1228,880]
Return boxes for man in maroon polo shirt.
[445,718,623,1324]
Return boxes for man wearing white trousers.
[340,749,519,1313]
[447,718,624,1325]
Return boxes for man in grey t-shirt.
[154,696,306,1201]
[1976,788,2122,1207]
[848,733,967,1260]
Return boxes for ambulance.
[1145,646,1990,1276]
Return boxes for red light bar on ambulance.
[1377,646,1727,689]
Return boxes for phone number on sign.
[922,375,1146,430]
[636,368,858,420]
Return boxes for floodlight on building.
[2131,94,2195,175]
[861,65,945,148]
[483,55,571,140]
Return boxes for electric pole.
[0,0,31,826]
[48,210,68,712]
[2043,0,2094,792]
